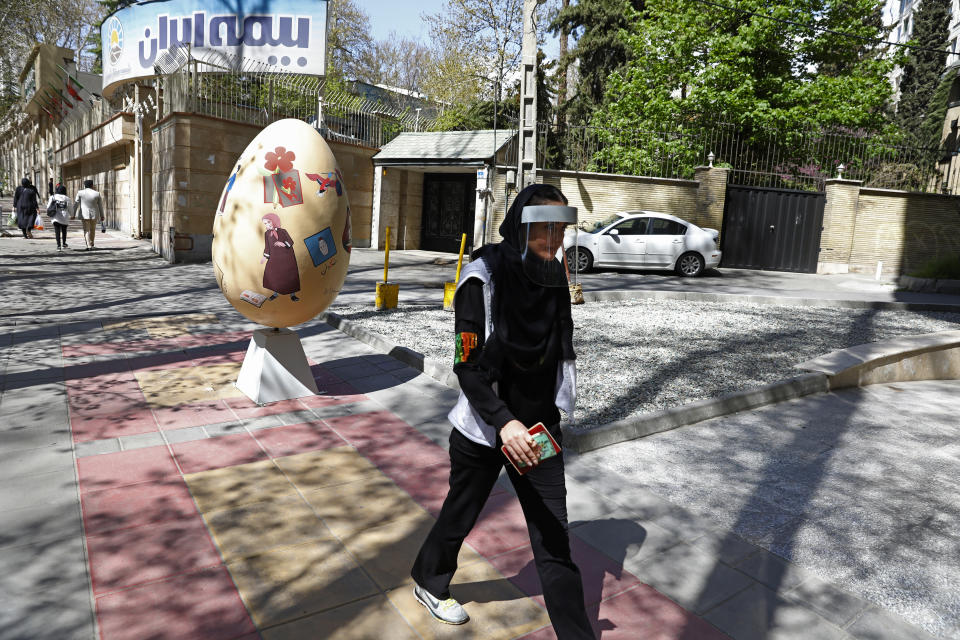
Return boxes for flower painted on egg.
[282,176,296,193]
[264,147,295,173]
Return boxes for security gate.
[421,173,476,253]
[720,185,825,273]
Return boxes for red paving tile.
[87,517,221,594]
[322,410,416,444]
[253,421,346,458]
[177,331,250,349]
[388,460,453,515]
[587,583,732,640]
[77,446,179,493]
[223,396,306,419]
[465,491,532,558]
[152,400,236,430]
[95,566,257,640]
[81,477,199,536]
[68,391,150,417]
[298,391,366,408]
[67,375,143,395]
[171,431,268,473]
[354,437,450,477]
[191,352,245,367]
[318,381,361,396]
[70,411,158,443]
[62,342,123,357]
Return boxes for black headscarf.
[470,184,575,377]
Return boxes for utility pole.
[516,0,540,190]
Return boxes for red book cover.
[501,422,562,475]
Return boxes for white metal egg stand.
[235,327,319,404]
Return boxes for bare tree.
[327,0,376,83]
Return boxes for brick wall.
[151,113,376,261]
[849,188,960,275]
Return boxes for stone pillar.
[694,166,730,232]
[818,179,863,274]
[372,167,400,250]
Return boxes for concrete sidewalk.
[1,233,954,639]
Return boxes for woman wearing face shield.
[410,184,594,638]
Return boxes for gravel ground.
[327,298,960,429]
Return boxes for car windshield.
[582,213,623,233]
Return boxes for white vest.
[448,258,576,448]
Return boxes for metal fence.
[538,120,954,193]
[158,50,435,149]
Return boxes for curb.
[581,288,960,312]
[317,310,832,454]
[898,275,960,295]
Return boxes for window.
[610,218,648,235]
[648,217,687,235]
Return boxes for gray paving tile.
[572,514,683,572]
[0,587,95,640]
[734,548,810,595]
[783,574,871,629]
[703,583,850,640]
[0,501,83,549]
[239,414,285,431]
[0,443,75,479]
[0,534,88,592]
[0,468,77,512]
[632,541,756,614]
[308,399,382,419]
[347,372,406,394]
[118,431,167,450]
[161,426,209,444]
[74,438,121,457]
[278,409,324,425]
[564,477,623,526]
[690,530,764,566]
[203,421,247,436]
[846,606,941,640]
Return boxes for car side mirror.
[607,229,619,236]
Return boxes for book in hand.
[501,422,561,475]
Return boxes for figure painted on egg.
[260,213,301,302]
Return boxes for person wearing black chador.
[410,183,594,639]
[13,178,39,238]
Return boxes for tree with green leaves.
[589,0,898,180]
[550,0,644,123]
[894,0,951,149]
[326,0,376,84]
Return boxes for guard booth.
[370,130,515,252]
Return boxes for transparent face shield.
[520,205,578,287]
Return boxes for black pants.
[411,426,594,639]
[54,222,67,246]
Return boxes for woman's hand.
[274,241,285,247]
[501,420,540,469]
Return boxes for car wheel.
[567,247,593,273]
[675,252,705,277]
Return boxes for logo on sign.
[107,17,124,64]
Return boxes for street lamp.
[837,163,845,179]
[707,151,715,168]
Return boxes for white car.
[564,211,722,277]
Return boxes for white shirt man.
[74,180,104,250]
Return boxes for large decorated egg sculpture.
[212,119,352,328]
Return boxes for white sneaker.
[414,584,469,625]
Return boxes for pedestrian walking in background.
[13,178,39,239]
[75,179,104,250]
[46,184,73,251]
[410,184,595,639]
[47,178,54,198]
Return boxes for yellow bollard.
[376,227,399,309]
[443,233,468,311]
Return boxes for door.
[644,217,688,267]
[597,217,648,265]
[421,173,476,253]
[721,185,825,272]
